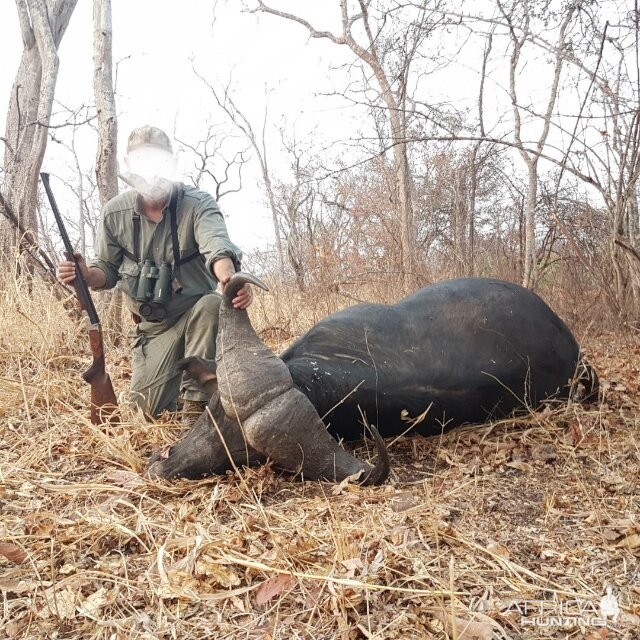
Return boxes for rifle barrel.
[40,173,101,326]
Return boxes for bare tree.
[195,75,285,278]
[272,131,317,291]
[590,22,640,318]
[1,0,79,256]
[498,0,577,289]
[250,0,437,292]
[175,123,247,200]
[49,116,90,255]
[93,0,123,340]
[530,7,640,316]
[93,0,118,205]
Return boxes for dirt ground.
[1,318,639,638]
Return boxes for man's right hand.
[57,252,89,285]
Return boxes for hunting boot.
[181,399,208,428]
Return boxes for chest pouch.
[125,186,201,321]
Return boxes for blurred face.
[123,146,177,202]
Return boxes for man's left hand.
[232,284,253,309]
[213,257,254,309]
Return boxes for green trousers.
[129,293,221,416]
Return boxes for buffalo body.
[282,277,593,440]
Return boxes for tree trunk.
[370,66,416,292]
[262,164,285,279]
[522,160,538,289]
[628,196,640,316]
[1,0,78,259]
[93,0,118,205]
[501,1,575,290]
[93,0,122,341]
[611,194,640,321]
[452,165,467,277]
[468,147,480,277]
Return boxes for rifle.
[40,173,119,425]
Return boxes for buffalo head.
[148,272,389,485]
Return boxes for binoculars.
[135,260,171,321]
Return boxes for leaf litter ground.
[1,284,639,639]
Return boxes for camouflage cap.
[126,125,173,154]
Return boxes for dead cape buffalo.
[148,275,597,482]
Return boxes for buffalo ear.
[177,357,218,395]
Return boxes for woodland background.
[1,0,640,328]
[0,2,639,639]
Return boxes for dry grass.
[1,277,639,639]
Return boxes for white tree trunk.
[1,0,78,257]
[452,165,467,277]
[93,0,122,340]
[263,165,286,279]
[341,4,416,292]
[93,0,118,205]
[501,1,575,289]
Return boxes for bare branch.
[252,1,346,45]
[555,21,609,192]
[0,190,58,276]
[24,113,97,129]
[0,136,15,157]
[615,236,640,263]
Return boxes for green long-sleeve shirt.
[89,183,242,329]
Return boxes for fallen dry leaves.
[1,281,638,639]
[0,543,27,564]
[432,610,500,640]
[255,573,296,605]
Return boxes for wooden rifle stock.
[41,173,119,424]
[84,322,119,425]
